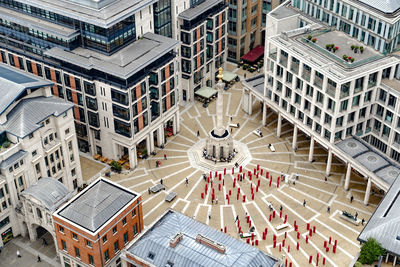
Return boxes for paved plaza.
[108,68,382,267]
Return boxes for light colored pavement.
[107,64,381,267]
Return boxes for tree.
[359,238,385,264]
[111,161,122,173]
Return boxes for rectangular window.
[114,241,119,253]
[123,232,128,244]
[104,250,110,262]
[102,236,107,244]
[62,240,67,251]
[89,255,94,265]
[75,247,81,258]
[133,224,138,236]
[86,240,92,248]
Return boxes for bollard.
[313,225,316,233]
[285,259,287,267]
[284,214,287,223]
[306,236,308,243]
[329,236,331,244]
[207,177,210,183]
[238,187,241,193]
[307,223,310,230]
[277,177,280,188]
[219,173,221,180]
[309,255,312,264]
[252,194,254,200]
[282,239,285,247]
[261,169,263,175]
[326,247,329,253]
[297,232,300,239]
[323,257,326,265]
[233,180,236,188]
[296,242,299,250]
[273,234,276,241]
[334,239,337,246]
[243,195,246,202]
[309,229,312,237]
[256,185,259,192]
[269,178,272,187]
[219,184,221,191]
[246,239,250,244]
[288,245,290,253]
[254,168,256,175]
[215,171,217,177]
[280,210,282,218]
[255,240,258,246]
[324,241,327,248]
[273,210,276,218]
[295,225,298,232]
[257,164,260,170]
[289,263,292,267]
[229,189,231,196]
[201,193,204,199]
[239,166,242,172]
[237,192,239,200]
[273,240,276,248]
[333,245,336,253]
[279,244,281,252]
[284,232,287,238]
[267,172,269,178]
[224,226,227,233]
[269,214,272,221]
[224,168,226,175]
[232,167,234,174]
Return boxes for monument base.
[205,129,233,160]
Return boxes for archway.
[31,224,57,255]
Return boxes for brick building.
[53,177,143,267]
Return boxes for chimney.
[169,232,183,248]
[195,234,226,254]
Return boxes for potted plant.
[351,45,355,50]
[326,44,332,50]
[307,35,312,40]
[312,38,317,43]
[360,46,364,53]
[333,46,339,52]
[354,46,359,53]
[350,57,355,63]
[2,141,10,148]
[343,54,348,61]
[111,160,122,173]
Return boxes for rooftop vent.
[396,236,400,241]
[195,234,226,254]
[169,232,183,248]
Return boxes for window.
[75,247,81,258]
[72,233,78,240]
[86,240,92,248]
[123,232,128,244]
[114,240,119,253]
[104,249,110,262]
[122,217,127,225]
[148,252,155,260]
[102,235,107,244]
[32,150,37,157]
[62,240,67,251]
[89,255,94,265]
[71,168,76,176]
[113,226,118,234]
[132,209,136,217]
[133,224,138,236]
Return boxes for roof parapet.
[196,234,226,254]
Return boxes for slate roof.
[57,178,137,233]
[0,150,28,169]
[0,96,73,138]
[20,178,72,212]
[45,32,179,80]
[126,210,280,267]
[0,65,52,115]
[336,137,400,185]
[245,74,265,95]
[357,0,400,14]
[358,171,400,256]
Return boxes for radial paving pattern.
[109,80,382,267]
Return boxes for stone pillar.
[393,256,397,266]
[172,115,177,135]
[292,124,298,150]
[149,131,155,153]
[262,103,267,126]
[248,93,253,115]
[364,177,372,205]
[344,163,351,190]
[27,223,36,242]
[277,112,282,138]
[129,146,137,170]
[176,110,181,133]
[308,136,314,162]
[326,149,332,176]
[146,136,151,156]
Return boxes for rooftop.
[357,0,400,15]
[20,178,72,212]
[45,32,179,80]
[245,74,265,95]
[269,5,298,20]
[0,96,73,138]
[382,78,400,94]
[336,137,400,186]
[19,0,158,28]
[178,0,222,20]
[358,171,400,256]
[0,65,53,115]
[56,178,137,233]
[125,210,279,267]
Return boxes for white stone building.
[0,65,82,248]
[243,1,400,205]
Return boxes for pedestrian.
[296,173,299,180]
[245,212,248,218]
[216,197,218,204]
[185,177,188,186]
[156,161,159,168]
[280,205,283,212]
[160,178,163,185]
[203,174,207,181]
[164,154,167,160]
[235,215,239,222]
[230,116,232,121]
[292,179,296,186]
[361,218,365,225]
[350,195,354,203]
[197,130,200,137]
[230,128,232,133]
[37,255,41,262]
[355,212,358,220]
[17,250,21,258]
[148,187,151,194]
[240,174,243,182]
[208,211,211,220]
[244,73,247,79]
[303,199,306,207]
[327,206,330,213]
[324,176,328,182]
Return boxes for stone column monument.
[205,68,233,161]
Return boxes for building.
[242,1,400,204]
[227,0,281,63]
[120,209,280,267]
[358,172,400,266]
[178,0,228,102]
[0,65,82,248]
[53,177,143,267]
[0,0,184,167]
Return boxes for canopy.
[242,45,264,63]
[222,71,238,82]
[195,86,217,99]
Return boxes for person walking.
[164,154,167,160]
[235,215,239,222]
[197,130,200,137]
[296,173,299,180]
[361,218,365,225]
[208,210,211,220]
[215,197,218,204]
[327,206,330,213]
[350,195,354,203]
[303,199,306,207]
[185,177,188,186]
[160,178,163,185]
[17,250,21,258]
[37,255,41,262]
[148,187,151,194]
[280,205,283,212]
[355,212,358,220]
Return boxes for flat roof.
[0,65,53,115]
[20,0,158,28]
[0,6,79,39]
[126,210,280,267]
[358,171,400,256]
[357,0,400,14]
[245,74,265,95]
[269,5,298,20]
[178,0,222,20]
[45,32,179,80]
[336,138,400,185]
[57,178,137,233]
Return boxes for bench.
[339,214,360,226]
[275,223,289,231]
[150,184,165,193]
[239,233,252,238]
[229,123,240,128]
[253,129,263,137]
[165,192,177,202]
[268,144,276,152]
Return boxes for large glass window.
[111,89,129,105]
[114,119,132,137]
[113,104,130,120]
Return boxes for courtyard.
[107,69,381,267]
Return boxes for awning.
[242,45,264,63]
[222,71,238,82]
[195,86,217,99]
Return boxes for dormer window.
[147,252,155,260]
[44,137,48,145]
[45,119,50,124]
[49,133,53,142]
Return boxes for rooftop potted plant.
[360,46,364,53]
[350,57,355,63]
[343,54,348,61]
[307,35,312,40]
[351,45,355,50]
[333,46,339,52]
[312,38,317,43]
